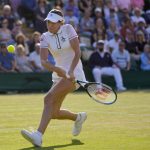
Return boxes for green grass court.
[0,91,150,150]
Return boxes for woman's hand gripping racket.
[76,80,117,105]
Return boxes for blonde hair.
[15,33,26,41]
[32,31,41,39]
[135,30,145,42]
[16,44,25,52]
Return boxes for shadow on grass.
[19,139,84,150]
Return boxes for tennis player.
[21,9,87,147]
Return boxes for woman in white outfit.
[21,9,87,147]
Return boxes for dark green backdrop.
[0,69,150,92]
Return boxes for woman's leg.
[21,78,86,146]
[37,78,77,134]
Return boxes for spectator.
[89,40,126,91]
[0,19,14,45]
[125,29,140,70]
[134,19,147,35]
[29,43,46,72]
[10,0,22,19]
[80,8,95,36]
[0,5,15,30]
[64,0,80,18]
[48,53,55,65]
[54,0,64,9]
[117,8,131,26]
[144,10,150,24]
[106,19,119,40]
[18,0,37,28]
[146,23,150,42]
[0,42,17,72]
[34,0,51,33]
[103,0,114,19]
[120,17,134,39]
[105,7,120,28]
[135,30,146,54]
[12,20,25,39]
[78,0,93,13]
[15,33,29,55]
[131,7,146,26]
[92,18,105,44]
[108,31,121,53]
[28,31,41,53]
[112,41,131,70]
[64,7,79,31]
[15,44,33,72]
[125,29,137,56]
[94,7,103,23]
[140,44,150,70]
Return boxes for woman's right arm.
[40,48,67,78]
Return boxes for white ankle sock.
[36,131,42,137]
[76,113,81,122]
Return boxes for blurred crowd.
[0,0,150,74]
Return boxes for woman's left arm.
[68,37,81,80]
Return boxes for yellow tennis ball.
[7,45,15,53]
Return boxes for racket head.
[78,81,117,105]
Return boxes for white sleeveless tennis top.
[40,24,86,82]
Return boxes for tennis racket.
[76,80,117,105]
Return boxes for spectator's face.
[136,33,144,41]
[84,9,91,17]
[126,31,134,40]
[126,20,132,26]
[3,7,11,16]
[135,10,141,17]
[138,22,145,28]
[16,22,22,29]
[119,43,125,51]
[34,35,40,42]
[18,37,24,43]
[95,11,102,18]
[144,45,150,53]
[97,43,104,52]
[0,45,7,54]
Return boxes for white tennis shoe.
[21,129,42,147]
[72,112,87,136]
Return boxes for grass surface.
[0,90,150,150]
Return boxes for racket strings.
[87,84,115,103]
